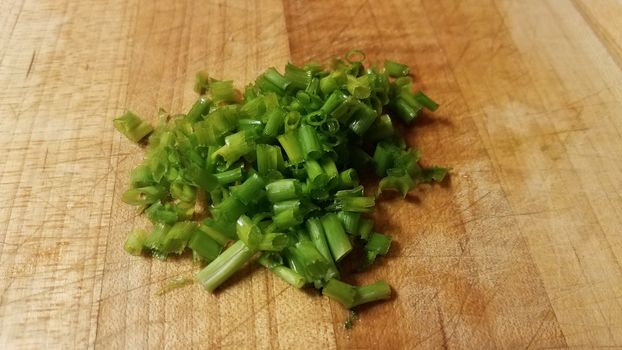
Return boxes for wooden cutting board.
[1,0,622,348]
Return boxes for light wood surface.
[1,0,621,348]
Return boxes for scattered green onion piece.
[422,166,449,183]
[322,278,357,308]
[357,218,374,240]
[236,215,263,249]
[145,201,178,224]
[211,80,237,103]
[266,179,301,203]
[214,167,244,185]
[273,207,303,229]
[352,281,391,307]
[384,60,410,77]
[124,228,148,256]
[332,196,375,213]
[212,196,247,223]
[305,159,329,191]
[114,111,153,143]
[200,218,236,245]
[320,90,348,116]
[189,229,223,262]
[263,67,290,92]
[337,211,361,234]
[159,221,196,256]
[273,200,300,215]
[231,173,266,205]
[321,213,352,262]
[121,186,166,206]
[366,114,394,142]
[304,111,327,126]
[212,130,256,167]
[366,233,392,256]
[346,75,371,99]
[338,169,359,189]
[196,240,257,292]
[348,102,377,136]
[284,63,311,90]
[194,71,210,94]
[277,131,304,164]
[378,168,414,197]
[186,96,211,122]
[263,109,285,137]
[258,253,306,288]
[298,124,323,160]
[414,91,439,111]
[257,232,289,252]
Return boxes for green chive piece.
[124,228,148,256]
[188,229,223,262]
[322,278,357,308]
[114,111,153,143]
[258,253,306,288]
[196,240,257,292]
[321,213,352,262]
[384,60,410,77]
[277,131,305,164]
[352,280,392,307]
[186,96,211,122]
[266,179,301,203]
[298,124,323,160]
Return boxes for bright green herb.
[115,52,448,309]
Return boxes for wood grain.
[0,0,621,349]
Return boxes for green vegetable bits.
[114,52,448,309]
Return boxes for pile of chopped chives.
[115,52,447,309]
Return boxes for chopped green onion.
[414,91,439,111]
[321,213,352,262]
[277,131,304,164]
[200,218,236,245]
[211,80,237,103]
[186,96,211,122]
[196,240,256,292]
[338,168,359,189]
[358,218,374,240]
[337,211,360,234]
[159,221,196,256]
[214,167,244,185]
[263,67,289,92]
[366,114,394,142]
[115,53,448,309]
[194,71,210,94]
[121,186,166,206]
[346,75,371,99]
[284,63,311,90]
[298,124,323,160]
[266,179,301,202]
[124,228,148,256]
[384,60,410,77]
[236,215,263,249]
[263,109,285,137]
[351,280,391,307]
[257,232,289,251]
[322,278,357,308]
[256,144,283,175]
[332,196,375,213]
[212,130,256,167]
[273,207,302,229]
[258,253,306,288]
[114,111,153,143]
[188,229,223,262]
[231,173,266,205]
